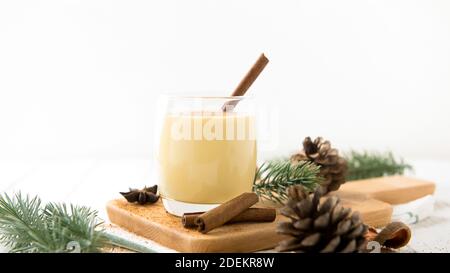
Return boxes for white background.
[1,0,450,161]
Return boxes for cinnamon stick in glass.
[222,53,269,111]
[194,192,259,233]
[182,207,276,228]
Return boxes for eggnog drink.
[157,112,256,204]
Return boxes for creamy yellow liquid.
[158,113,256,204]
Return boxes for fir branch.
[0,192,160,253]
[253,159,321,204]
[0,192,163,253]
[0,192,108,253]
[345,151,413,181]
[43,203,108,252]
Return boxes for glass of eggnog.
[155,95,256,216]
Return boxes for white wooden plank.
[407,186,450,253]
[1,158,450,253]
[66,159,154,219]
[3,159,97,203]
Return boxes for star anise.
[120,185,159,205]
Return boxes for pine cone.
[291,137,347,193]
[276,186,368,253]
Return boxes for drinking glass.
[154,95,257,216]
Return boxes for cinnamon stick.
[182,207,276,228]
[194,192,259,233]
[373,222,411,249]
[222,53,269,111]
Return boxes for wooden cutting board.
[106,175,435,252]
[338,175,436,204]
[106,194,392,253]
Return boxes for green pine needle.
[0,192,162,253]
[345,151,413,181]
[0,192,108,253]
[253,159,321,204]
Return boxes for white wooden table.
[1,158,449,253]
